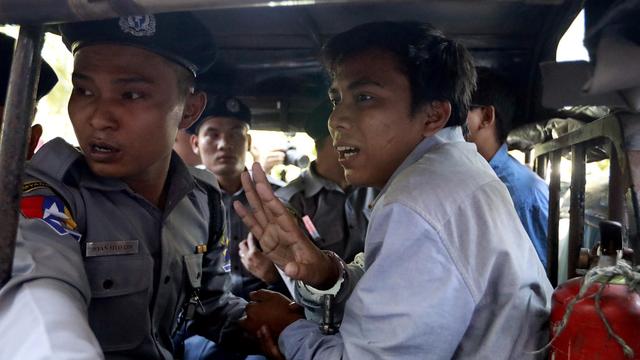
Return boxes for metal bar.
[535,154,548,180]
[0,25,44,288]
[626,150,640,265]
[547,151,561,286]
[533,114,627,176]
[608,143,625,224]
[567,144,585,279]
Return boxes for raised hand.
[233,163,339,289]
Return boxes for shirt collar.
[488,143,509,170]
[79,150,197,212]
[302,161,344,197]
[373,126,465,206]
[165,151,198,205]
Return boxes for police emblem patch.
[226,98,240,113]
[20,195,81,241]
[119,15,156,37]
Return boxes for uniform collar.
[373,126,465,206]
[302,161,344,197]
[29,137,85,181]
[163,152,198,213]
[30,139,197,211]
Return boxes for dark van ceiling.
[0,0,584,131]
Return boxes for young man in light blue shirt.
[234,21,552,360]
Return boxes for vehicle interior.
[1,0,638,294]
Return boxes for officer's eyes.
[73,87,93,97]
[356,94,373,103]
[204,131,220,138]
[122,91,144,100]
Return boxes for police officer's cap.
[1,33,58,105]
[59,12,216,76]
[187,95,251,135]
[304,101,332,142]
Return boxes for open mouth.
[336,145,360,160]
[87,141,121,160]
[91,143,118,153]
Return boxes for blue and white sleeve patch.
[20,195,82,241]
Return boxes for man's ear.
[190,134,200,155]
[478,105,496,129]
[420,101,452,137]
[179,91,207,129]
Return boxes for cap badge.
[226,98,240,113]
[119,15,156,37]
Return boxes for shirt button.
[163,275,171,284]
[102,279,114,290]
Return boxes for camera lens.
[284,147,310,168]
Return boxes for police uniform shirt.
[276,161,377,262]
[220,174,287,300]
[0,138,246,359]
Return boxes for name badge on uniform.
[85,240,139,257]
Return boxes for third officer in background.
[188,94,288,300]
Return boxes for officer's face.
[193,116,250,178]
[68,44,200,186]
[328,49,428,188]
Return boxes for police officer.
[1,32,58,158]
[188,94,288,301]
[0,13,250,359]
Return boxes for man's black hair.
[322,21,476,127]
[472,68,516,144]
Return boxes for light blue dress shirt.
[489,144,549,267]
[279,127,552,359]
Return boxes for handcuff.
[319,250,345,335]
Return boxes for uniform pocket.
[84,254,152,352]
[183,253,203,289]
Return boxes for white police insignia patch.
[226,98,240,113]
[119,15,156,37]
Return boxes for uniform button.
[163,275,171,284]
[102,279,114,289]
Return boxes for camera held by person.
[284,146,310,168]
